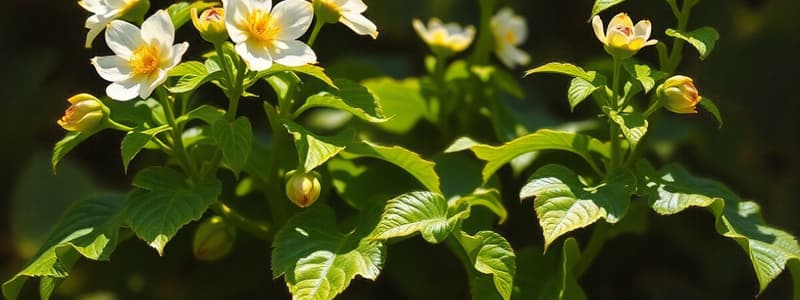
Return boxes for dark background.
[1,0,798,299]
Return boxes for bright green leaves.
[167,61,224,94]
[121,125,170,172]
[666,27,720,60]
[567,77,601,111]
[520,165,635,250]
[372,192,469,244]
[211,117,253,173]
[457,231,517,300]
[361,78,430,134]
[257,64,337,89]
[295,79,388,123]
[3,194,126,300]
[272,206,385,300]
[525,63,607,111]
[637,161,800,294]
[608,110,648,147]
[590,0,626,18]
[126,167,222,255]
[285,121,353,172]
[343,142,442,194]
[448,129,610,182]
[539,238,586,300]
[623,63,666,94]
[525,63,597,82]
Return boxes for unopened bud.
[191,7,228,44]
[660,75,701,114]
[193,216,237,261]
[285,170,322,208]
[57,93,106,132]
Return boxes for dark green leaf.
[52,132,93,173]
[457,188,508,225]
[699,97,723,128]
[121,125,170,172]
[177,105,225,125]
[665,27,720,60]
[284,121,355,172]
[590,0,626,18]
[294,79,388,123]
[212,117,253,173]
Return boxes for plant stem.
[469,0,497,65]
[665,0,693,74]
[573,222,609,278]
[157,87,198,181]
[307,20,325,48]
[264,103,290,227]
[210,202,272,240]
[609,57,623,172]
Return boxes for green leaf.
[257,64,337,89]
[272,205,385,300]
[177,105,225,125]
[590,0,626,18]
[121,125,170,172]
[456,188,508,225]
[52,132,92,173]
[284,121,355,172]
[294,79,388,123]
[372,191,469,244]
[538,238,586,300]
[636,161,800,294]
[512,243,586,300]
[567,77,601,111]
[361,77,430,134]
[342,141,441,194]
[126,167,222,255]
[699,97,724,128]
[458,231,517,300]
[167,61,224,93]
[524,63,596,82]
[212,117,253,173]
[665,27,720,60]
[3,194,125,300]
[608,110,648,147]
[447,129,610,183]
[327,158,421,210]
[167,1,216,29]
[623,63,667,94]
[520,165,635,250]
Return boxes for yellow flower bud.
[285,170,322,208]
[313,0,342,24]
[193,216,237,261]
[592,13,658,59]
[660,75,701,114]
[57,94,106,132]
[191,7,228,44]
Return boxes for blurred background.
[1,0,798,299]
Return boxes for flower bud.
[191,7,228,44]
[57,93,106,132]
[285,170,322,208]
[193,216,237,261]
[660,75,701,114]
[312,0,342,24]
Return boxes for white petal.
[141,10,175,53]
[497,45,530,68]
[85,14,112,48]
[106,20,143,59]
[270,39,317,67]
[140,70,168,99]
[634,20,652,40]
[224,0,251,43]
[162,42,190,70]
[412,19,430,40]
[106,78,142,101]
[591,15,606,44]
[507,16,528,45]
[340,12,378,39]
[493,7,514,22]
[92,55,132,81]
[272,0,313,40]
[236,41,274,71]
[252,0,273,11]
[340,0,367,13]
[79,0,110,14]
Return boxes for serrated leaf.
[121,125,170,172]
[590,0,626,18]
[623,63,667,94]
[608,110,648,147]
[212,117,253,173]
[449,129,610,183]
[284,121,355,172]
[699,97,723,128]
[457,188,508,225]
[342,141,441,194]
[520,165,635,250]
[126,167,222,255]
[3,194,125,300]
[666,27,720,60]
[567,77,601,111]
[524,63,597,82]
[52,132,92,173]
[167,61,224,93]
[372,192,469,244]
[272,205,385,300]
[295,79,388,123]
[361,78,429,134]
[636,160,800,294]
[458,231,517,300]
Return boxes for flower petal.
[644,39,658,47]
[140,70,168,99]
[340,12,378,39]
[633,20,652,40]
[79,0,111,14]
[496,45,530,69]
[85,14,113,48]
[106,79,142,101]
[236,40,274,71]
[162,42,190,70]
[606,28,630,49]
[269,39,317,67]
[607,13,633,34]
[412,19,430,40]
[141,10,175,53]
[224,0,251,43]
[340,0,367,13]
[272,0,313,40]
[92,55,133,82]
[106,20,144,59]
[252,0,273,12]
[627,37,646,51]
[591,15,606,44]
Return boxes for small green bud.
[285,170,322,208]
[193,216,237,261]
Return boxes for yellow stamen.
[504,31,516,44]
[247,10,281,42]
[129,45,160,75]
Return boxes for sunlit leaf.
[372,191,469,244]
[284,121,355,172]
[665,27,720,60]
[458,231,516,300]
[362,78,430,134]
[343,142,441,194]
[295,79,388,123]
[608,110,648,147]
[590,0,626,18]
[121,125,170,172]
[524,63,597,82]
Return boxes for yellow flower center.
[504,31,517,44]
[614,25,632,37]
[247,10,281,42]
[129,45,160,75]
[431,30,448,46]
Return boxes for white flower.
[91,10,189,101]
[412,18,475,57]
[224,0,317,71]
[491,7,530,68]
[79,0,146,48]
[312,0,378,39]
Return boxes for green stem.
[157,88,198,181]
[264,103,290,227]
[106,119,134,131]
[211,202,272,240]
[469,0,497,65]
[573,222,609,278]
[307,20,325,48]
[665,1,692,74]
[445,234,478,282]
[609,57,623,172]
